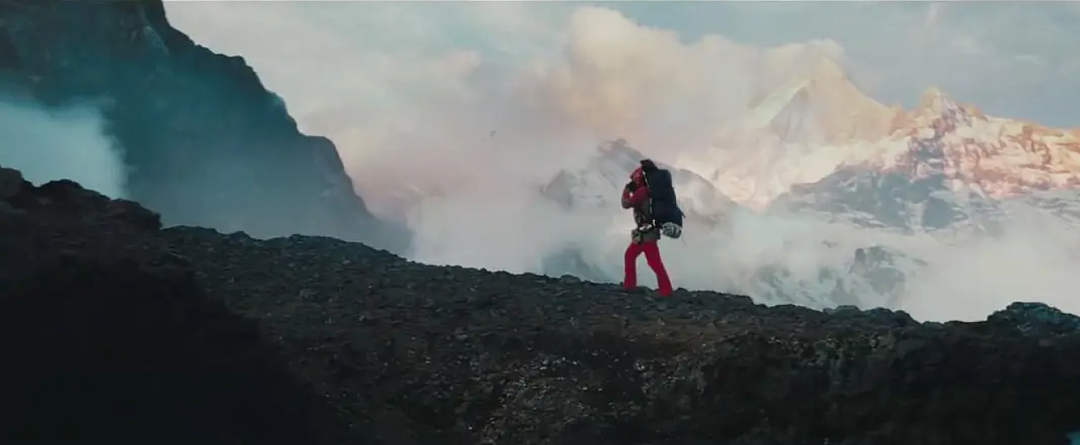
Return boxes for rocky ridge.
[4,163,1080,445]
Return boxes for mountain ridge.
[542,138,741,224]
[767,81,1080,233]
[682,57,1080,210]
[4,160,1080,445]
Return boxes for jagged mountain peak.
[737,57,901,147]
[542,140,739,222]
[810,57,846,80]
[773,80,1080,231]
[905,86,982,130]
[805,56,854,92]
[682,59,906,208]
[595,139,647,170]
[917,86,949,110]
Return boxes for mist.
[0,98,126,199]
[159,2,1080,322]
[900,210,1080,322]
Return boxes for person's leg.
[642,240,673,296]
[623,241,644,289]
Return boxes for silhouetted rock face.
[0,259,334,445]
[0,166,342,444]
[0,0,409,253]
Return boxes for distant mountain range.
[675,57,1080,213]
[540,58,1080,309]
[541,139,741,225]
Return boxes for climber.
[620,159,675,297]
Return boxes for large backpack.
[643,168,684,238]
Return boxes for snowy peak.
[679,57,905,208]
[620,57,1080,232]
[809,56,847,83]
[881,88,1080,198]
[743,57,903,145]
[701,58,1080,211]
[899,87,981,135]
[542,140,739,222]
[911,86,984,120]
[916,86,950,112]
[774,82,1080,231]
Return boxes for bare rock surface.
[1,166,1079,445]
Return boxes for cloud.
[524,7,844,146]
[900,210,1080,322]
[0,98,126,199]
[164,2,844,205]
[160,1,1080,321]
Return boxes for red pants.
[623,240,673,296]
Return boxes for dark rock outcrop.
[0,165,344,444]
[0,259,339,445]
[3,165,1080,445]
[0,0,409,253]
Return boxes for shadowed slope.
[2,163,1080,445]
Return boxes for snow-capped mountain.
[541,58,1080,313]
[747,244,925,309]
[892,88,1080,199]
[771,84,1080,233]
[743,58,901,146]
[676,58,905,208]
[536,138,915,310]
[678,57,1080,215]
[541,139,741,223]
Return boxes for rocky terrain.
[4,163,1080,445]
[0,0,408,253]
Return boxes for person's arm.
[621,182,648,209]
